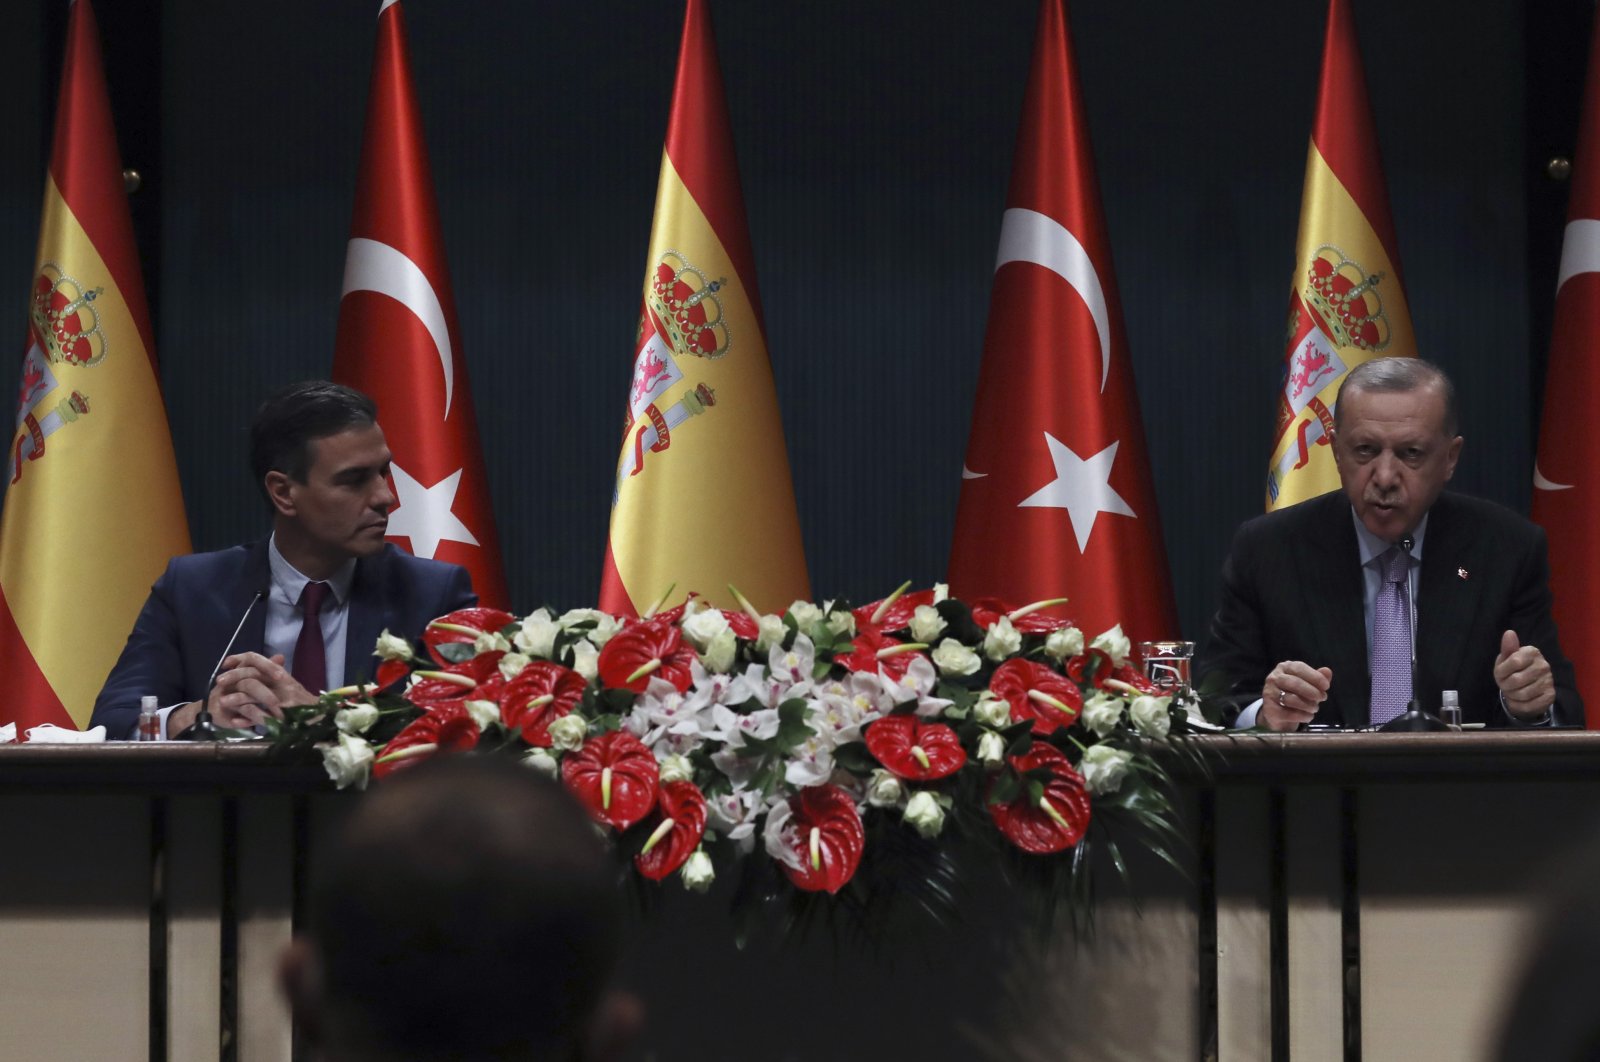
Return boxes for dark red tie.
[292,581,332,695]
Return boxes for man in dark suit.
[1198,358,1580,730]
[91,382,476,739]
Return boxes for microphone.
[1377,533,1449,732]
[177,590,266,741]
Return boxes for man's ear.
[264,471,296,517]
[277,938,323,1048]
[581,990,643,1062]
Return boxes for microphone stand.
[178,591,265,741]
[1378,535,1450,732]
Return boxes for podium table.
[2,733,1596,1062]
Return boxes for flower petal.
[863,716,967,781]
[560,730,660,830]
[634,781,708,881]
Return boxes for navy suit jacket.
[91,541,476,739]
[1197,490,1582,728]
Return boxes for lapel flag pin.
[1457,567,1469,580]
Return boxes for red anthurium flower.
[408,653,505,710]
[1064,648,1115,688]
[988,743,1092,854]
[851,589,937,634]
[597,620,695,693]
[989,659,1084,735]
[374,658,411,691]
[373,704,482,780]
[780,785,865,894]
[863,716,967,781]
[634,781,708,881]
[834,629,920,680]
[500,661,587,746]
[1110,664,1160,695]
[422,607,517,665]
[561,730,660,831]
[968,596,1072,634]
[717,609,759,640]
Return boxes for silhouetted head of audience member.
[280,756,637,1061]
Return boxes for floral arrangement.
[271,584,1212,929]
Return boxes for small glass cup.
[1138,640,1195,697]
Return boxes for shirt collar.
[268,534,356,606]
[1349,508,1428,568]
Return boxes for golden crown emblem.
[649,251,731,360]
[1303,245,1390,351]
[29,264,108,367]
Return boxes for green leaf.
[988,771,1021,805]
[832,741,877,774]
[436,641,476,664]
[774,699,817,753]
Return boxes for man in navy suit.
[1198,358,1581,730]
[91,382,476,739]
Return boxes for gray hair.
[1333,357,1458,436]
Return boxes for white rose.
[755,614,788,651]
[547,714,588,751]
[932,582,949,603]
[826,610,857,638]
[572,612,623,647]
[498,651,532,681]
[1091,623,1132,667]
[570,639,600,681]
[700,629,738,674]
[866,768,906,808]
[972,691,1011,729]
[983,617,1023,661]
[559,608,606,631]
[522,748,559,778]
[464,699,501,731]
[788,600,823,629]
[1043,626,1085,661]
[320,733,374,790]
[977,731,1007,767]
[909,605,947,643]
[681,608,731,650]
[374,629,414,662]
[334,704,379,735]
[903,791,946,838]
[658,753,694,784]
[513,609,560,658]
[1080,744,1134,795]
[473,631,512,655]
[1129,694,1173,738]
[681,850,715,893]
[931,638,981,677]
[1082,692,1125,739]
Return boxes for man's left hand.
[1494,630,1555,719]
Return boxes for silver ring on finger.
[1278,688,1289,707]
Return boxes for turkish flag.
[1531,12,1600,729]
[333,0,508,609]
[947,0,1176,646]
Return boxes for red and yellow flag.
[1531,12,1600,730]
[1266,0,1416,509]
[0,0,190,729]
[333,0,508,609]
[599,0,808,616]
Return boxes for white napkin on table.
[23,723,106,743]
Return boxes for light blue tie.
[1369,547,1412,725]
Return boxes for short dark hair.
[305,758,621,1061]
[1334,357,1459,436]
[249,381,377,492]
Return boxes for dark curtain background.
[0,0,1591,642]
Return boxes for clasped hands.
[167,652,318,736]
[1258,630,1554,731]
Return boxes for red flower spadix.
[863,716,966,781]
[635,781,708,881]
[561,730,660,831]
[373,704,482,780]
[500,661,586,746]
[851,589,937,634]
[597,620,695,693]
[422,607,517,666]
[779,785,865,893]
[988,743,1091,854]
[407,653,505,710]
[834,629,919,680]
[968,596,1072,634]
[989,659,1083,736]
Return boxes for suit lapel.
[1296,494,1369,727]
[344,549,391,686]
[1416,494,1474,698]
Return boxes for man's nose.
[1371,452,1401,487]
[373,477,397,511]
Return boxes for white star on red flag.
[385,464,478,560]
[1017,434,1136,553]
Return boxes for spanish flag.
[0,0,190,730]
[1265,0,1416,510]
[599,0,808,615]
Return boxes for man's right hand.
[1260,661,1332,731]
